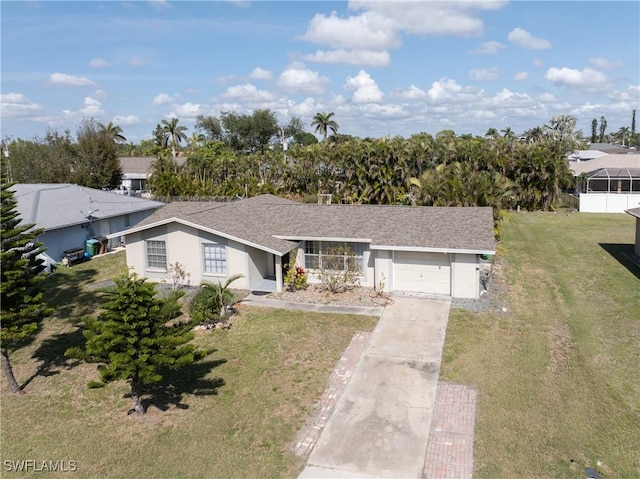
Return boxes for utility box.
[85,239,100,257]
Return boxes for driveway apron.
[298,296,451,479]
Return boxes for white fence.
[579,193,640,213]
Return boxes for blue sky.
[2,0,639,143]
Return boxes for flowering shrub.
[285,265,308,291]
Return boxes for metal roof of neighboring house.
[119,156,187,176]
[12,183,164,231]
[117,194,496,256]
[626,207,640,219]
[569,154,640,176]
[567,150,608,161]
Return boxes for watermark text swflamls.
[3,460,77,473]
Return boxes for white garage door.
[394,251,451,295]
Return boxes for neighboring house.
[588,143,637,155]
[13,183,164,263]
[567,150,607,162]
[626,207,640,257]
[109,194,496,299]
[117,157,187,197]
[570,154,640,213]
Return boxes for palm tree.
[501,126,515,139]
[524,126,545,144]
[311,112,339,141]
[98,121,126,144]
[616,126,631,146]
[544,115,583,153]
[485,128,499,141]
[189,132,205,149]
[160,118,188,157]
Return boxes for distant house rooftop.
[12,183,164,231]
[588,143,637,154]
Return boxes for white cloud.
[427,78,465,102]
[300,10,400,50]
[469,67,500,81]
[393,85,427,100]
[50,73,96,87]
[508,28,551,50]
[248,67,273,80]
[89,58,114,68]
[94,89,107,98]
[288,97,318,118]
[170,102,203,118]
[469,41,505,55]
[277,64,330,94]
[0,92,43,118]
[152,93,179,105]
[545,66,609,90]
[221,83,277,103]
[344,70,383,103]
[538,93,557,102]
[299,2,509,66]
[514,71,529,81]
[63,96,104,118]
[533,59,544,67]
[589,56,622,69]
[606,84,640,102]
[304,49,390,67]
[113,115,140,126]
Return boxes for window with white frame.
[203,243,227,274]
[146,240,167,269]
[303,241,364,273]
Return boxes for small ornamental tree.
[66,274,201,415]
[1,174,52,393]
[189,274,242,327]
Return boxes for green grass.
[1,251,378,478]
[441,211,640,478]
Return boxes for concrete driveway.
[298,296,452,479]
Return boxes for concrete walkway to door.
[298,296,451,479]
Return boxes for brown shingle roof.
[125,194,496,255]
[119,157,187,175]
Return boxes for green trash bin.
[85,239,100,257]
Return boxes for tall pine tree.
[1,172,52,393]
[66,274,201,414]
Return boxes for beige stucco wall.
[451,253,479,299]
[124,223,258,290]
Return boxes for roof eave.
[370,245,496,255]
[109,217,295,256]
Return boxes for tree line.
[3,111,638,216]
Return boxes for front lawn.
[441,211,640,478]
[1,252,378,478]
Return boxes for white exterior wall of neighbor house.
[125,223,255,290]
[38,210,152,262]
[579,193,640,213]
